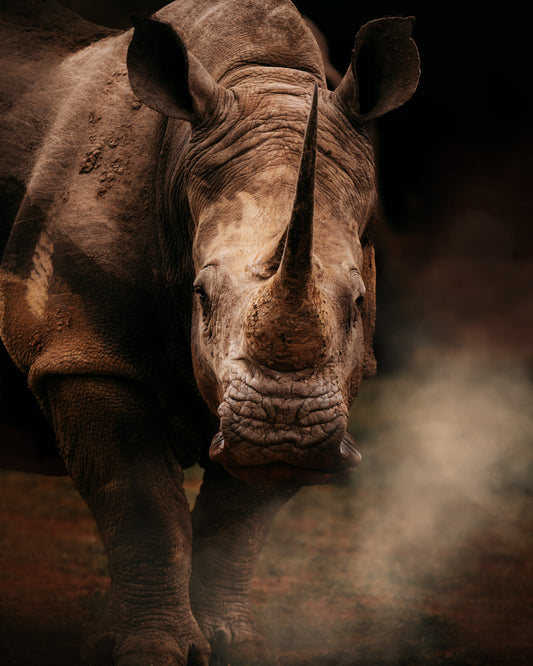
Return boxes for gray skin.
[0,1,419,663]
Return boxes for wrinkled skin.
[0,1,419,663]
[188,86,374,486]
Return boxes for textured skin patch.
[26,231,53,319]
[217,372,348,459]
[194,170,296,267]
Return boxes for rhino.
[0,0,419,663]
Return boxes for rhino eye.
[193,283,209,303]
[355,292,365,309]
[193,265,216,316]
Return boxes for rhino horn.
[245,85,331,371]
[277,82,318,288]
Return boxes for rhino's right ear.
[332,17,420,123]
[127,17,228,121]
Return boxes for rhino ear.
[127,17,226,120]
[333,17,420,122]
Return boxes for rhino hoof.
[86,629,209,666]
[207,622,270,665]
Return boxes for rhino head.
[127,14,420,486]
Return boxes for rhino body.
[0,1,419,663]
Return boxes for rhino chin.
[209,431,362,487]
[222,462,358,487]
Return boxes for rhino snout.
[210,375,361,485]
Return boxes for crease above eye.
[193,282,212,314]
[350,267,365,285]
[193,263,217,296]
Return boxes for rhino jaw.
[209,431,362,487]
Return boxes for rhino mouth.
[209,431,362,487]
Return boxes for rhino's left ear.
[127,17,229,121]
[332,17,420,122]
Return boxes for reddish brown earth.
[1,430,532,665]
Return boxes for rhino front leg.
[190,464,297,664]
[45,375,210,666]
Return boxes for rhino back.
[0,2,119,473]
[1,31,164,375]
[0,1,114,198]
